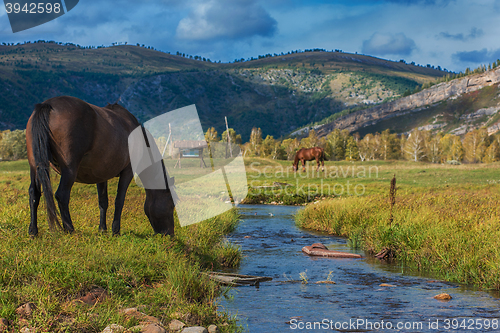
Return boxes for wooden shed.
[173,140,208,168]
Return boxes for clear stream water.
[218,205,500,333]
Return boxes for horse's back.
[32,96,139,184]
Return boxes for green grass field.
[279,158,500,290]
[1,158,499,332]
[0,160,241,332]
[243,157,500,204]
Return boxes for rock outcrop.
[317,67,500,136]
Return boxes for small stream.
[218,205,500,332]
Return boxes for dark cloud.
[176,0,277,41]
[362,32,416,56]
[453,48,500,64]
[438,27,483,41]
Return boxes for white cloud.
[176,0,277,41]
[362,32,416,56]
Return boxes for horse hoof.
[29,228,38,237]
[156,230,174,237]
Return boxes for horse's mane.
[105,102,119,110]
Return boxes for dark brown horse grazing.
[26,96,176,236]
[293,147,325,172]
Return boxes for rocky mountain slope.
[316,67,500,137]
[0,42,446,140]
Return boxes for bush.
[0,129,27,160]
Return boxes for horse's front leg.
[111,166,134,235]
[28,166,41,236]
[97,182,108,232]
[302,159,306,172]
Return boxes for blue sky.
[1,0,499,72]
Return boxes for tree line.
[2,126,499,164]
[229,127,500,164]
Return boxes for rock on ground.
[0,318,9,332]
[15,303,36,318]
[19,328,35,333]
[120,307,161,325]
[101,324,126,333]
[169,319,186,331]
[181,327,208,333]
[77,287,109,305]
[207,324,219,333]
[434,293,452,301]
[141,323,166,333]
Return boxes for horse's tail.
[320,147,326,161]
[31,103,61,231]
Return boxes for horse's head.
[134,147,176,236]
[144,188,176,236]
[292,162,298,172]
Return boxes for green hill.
[0,41,447,140]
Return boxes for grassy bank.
[296,187,500,289]
[242,157,500,204]
[0,160,241,332]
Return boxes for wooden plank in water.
[205,272,273,287]
[302,243,362,258]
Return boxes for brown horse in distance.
[26,96,176,236]
[293,147,325,172]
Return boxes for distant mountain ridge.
[0,42,447,139]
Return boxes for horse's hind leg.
[112,166,134,235]
[55,167,77,233]
[28,166,41,236]
[97,182,108,232]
